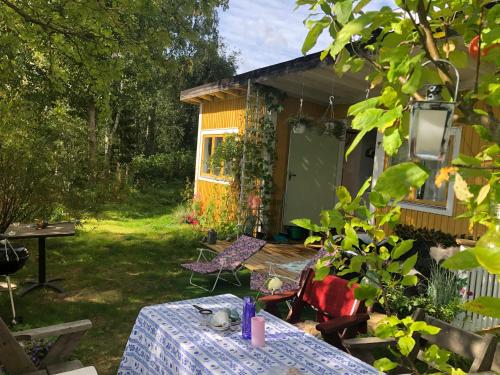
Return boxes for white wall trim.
[200,128,239,136]
[372,127,462,217]
[195,126,239,186]
[198,176,232,185]
[194,104,203,193]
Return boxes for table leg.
[21,236,65,296]
[38,237,46,284]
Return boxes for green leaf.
[304,235,322,246]
[347,97,379,116]
[353,0,371,13]
[314,265,331,281]
[375,322,396,338]
[386,262,401,273]
[373,358,398,372]
[401,65,422,94]
[336,186,352,205]
[442,249,480,270]
[356,177,372,199]
[410,321,440,335]
[330,13,375,56]
[291,218,315,231]
[401,253,418,275]
[369,191,390,208]
[302,17,330,54]
[401,274,418,286]
[464,297,500,319]
[472,125,493,142]
[374,162,429,201]
[349,255,365,272]
[343,223,359,250]
[383,126,403,156]
[354,284,379,301]
[334,0,353,24]
[380,86,399,108]
[476,184,490,205]
[326,209,345,233]
[391,239,414,260]
[397,335,416,356]
[475,246,500,275]
[452,153,482,167]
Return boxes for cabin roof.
[180,42,485,106]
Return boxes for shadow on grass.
[0,185,253,375]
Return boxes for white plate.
[209,321,230,331]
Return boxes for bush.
[131,151,195,187]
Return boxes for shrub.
[131,151,195,187]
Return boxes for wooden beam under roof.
[179,51,331,103]
[212,92,227,100]
[223,89,243,97]
[199,94,215,102]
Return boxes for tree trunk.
[87,99,97,174]
[105,109,120,165]
[144,108,156,156]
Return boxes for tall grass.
[427,260,464,307]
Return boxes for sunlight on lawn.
[0,185,252,375]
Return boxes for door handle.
[288,172,297,181]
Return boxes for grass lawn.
[0,182,253,374]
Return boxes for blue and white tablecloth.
[118,294,378,375]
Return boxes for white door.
[283,127,343,226]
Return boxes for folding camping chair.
[181,235,266,292]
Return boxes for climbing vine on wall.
[210,84,286,234]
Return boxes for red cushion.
[302,273,359,319]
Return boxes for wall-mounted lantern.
[409,59,460,161]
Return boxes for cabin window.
[379,126,461,216]
[387,137,454,207]
[200,134,230,179]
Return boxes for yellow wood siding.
[200,96,246,131]
[195,96,245,216]
[195,93,494,239]
[196,179,238,221]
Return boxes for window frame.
[372,126,462,216]
[197,128,239,185]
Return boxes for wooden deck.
[203,240,319,279]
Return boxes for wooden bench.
[343,308,498,373]
[0,317,93,375]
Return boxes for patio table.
[118,294,379,375]
[4,222,75,295]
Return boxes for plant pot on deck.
[285,226,309,242]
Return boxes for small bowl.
[199,310,212,326]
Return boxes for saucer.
[209,321,230,331]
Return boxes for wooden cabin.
[180,52,490,239]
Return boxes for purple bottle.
[242,296,256,340]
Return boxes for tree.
[293,0,499,372]
[0,0,235,226]
[297,0,499,319]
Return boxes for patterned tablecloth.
[118,294,379,375]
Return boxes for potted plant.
[287,115,312,134]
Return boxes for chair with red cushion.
[259,268,369,350]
